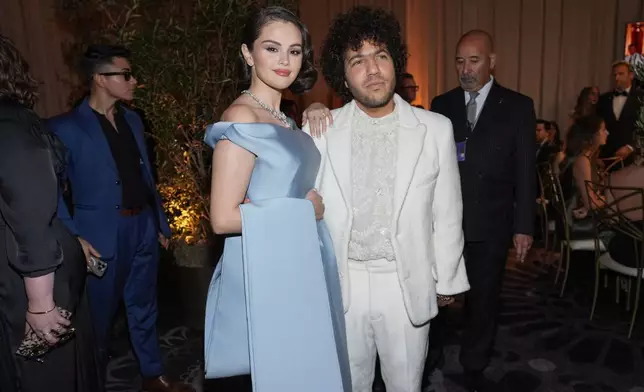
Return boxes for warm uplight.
[159,181,202,245]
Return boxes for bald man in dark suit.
[428,30,536,392]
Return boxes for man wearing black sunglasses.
[48,44,194,392]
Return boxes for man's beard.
[349,83,395,108]
[459,74,479,91]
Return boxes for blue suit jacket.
[48,98,171,259]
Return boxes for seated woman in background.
[569,86,599,126]
[560,115,609,223]
[562,116,643,267]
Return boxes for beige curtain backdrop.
[2,0,644,124]
[303,0,644,134]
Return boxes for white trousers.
[346,259,430,392]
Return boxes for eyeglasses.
[99,71,134,82]
[403,85,419,91]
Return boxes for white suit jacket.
[304,94,470,326]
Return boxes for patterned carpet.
[105,249,644,392]
[433,251,644,392]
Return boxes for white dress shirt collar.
[464,75,495,124]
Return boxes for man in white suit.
[304,7,470,392]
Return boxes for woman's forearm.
[590,192,607,210]
[23,273,55,312]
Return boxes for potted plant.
[55,0,297,326]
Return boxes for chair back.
[536,162,548,209]
[600,156,625,173]
[584,181,644,272]
[540,163,571,241]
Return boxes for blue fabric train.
[203,122,351,392]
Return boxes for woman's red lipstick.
[274,69,291,77]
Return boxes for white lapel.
[325,102,355,210]
[324,96,426,223]
[392,95,426,224]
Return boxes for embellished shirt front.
[348,106,398,262]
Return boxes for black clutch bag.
[15,307,75,363]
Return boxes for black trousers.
[423,239,509,379]
[459,239,510,372]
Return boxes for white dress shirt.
[463,75,495,126]
[612,86,631,120]
[348,107,398,262]
[612,86,635,151]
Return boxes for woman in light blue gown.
[202,6,351,392]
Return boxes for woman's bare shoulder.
[221,100,259,124]
[573,154,592,175]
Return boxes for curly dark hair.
[0,34,39,108]
[572,86,598,119]
[239,6,317,94]
[320,6,408,101]
[565,114,604,157]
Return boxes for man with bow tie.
[596,61,644,166]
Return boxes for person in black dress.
[0,34,103,392]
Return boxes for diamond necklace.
[241,90,292,129]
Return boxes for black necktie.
[613,91,628,97]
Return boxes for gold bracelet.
[27,305,56,315]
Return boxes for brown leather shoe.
[141,375,196,392]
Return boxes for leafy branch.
[55,0,298,245]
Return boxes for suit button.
[115,205,120,209]
[115,180,121,185]
[477,172,483,179]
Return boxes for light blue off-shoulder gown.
[203,122,351,392]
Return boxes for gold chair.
[599,156,625,173]
[585,181,643,338]
[536,163,557,265]
[540,164,605,297]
